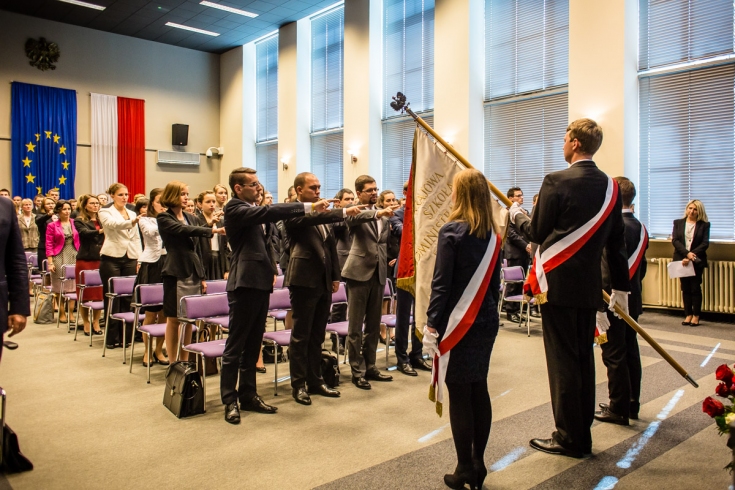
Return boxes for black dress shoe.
[529,438,584,458]
[292,387,312,406]
[153,353,170,366]
[599,402,638,420]
[472,458,487,489]
[93,329,103,335]
[106,343,118,350]
[594,406,629,426]
[411,358,433,371]
[83,331,91,337]
[365,369,393,382]
[352,376,371,390]
[256,366,267,374]
[240,395,278,414]
[308,384,340,397]
[443,466,478,490]
[397,363,418,376]
[681,321,691,325]
[224,402,240,424]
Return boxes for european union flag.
[11,82,77,199]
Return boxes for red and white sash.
[429,230,502,416]
[524,177,619,303]
[628,222,648,280]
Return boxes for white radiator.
[642,258,735,313]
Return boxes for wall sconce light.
[281,157,289,170]
[348,149,358,164]
[206,146,225,157]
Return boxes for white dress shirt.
[138,216,166,263]
[98,205,143,259]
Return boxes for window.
[311,6,345,199]
[255,34,279,201]
[382,0,435,190]
[483,0,569,199]
[638,0,735,240]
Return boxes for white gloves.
[596,311,610,334]
[608,289,629,318]
[422,326,440,358]
[509,202,523,224]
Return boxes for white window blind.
[639,64,735,240]
[382,115,434,194]
[383,0,435,117]
[256,142,279,202]
[312,6,344,132]
[256,34,278,143]
[485,0,569,100]
[311,132,344,200]
[639,0,734,71]
[484,93,568,198]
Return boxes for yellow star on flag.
[61,161,70,170]
[58,175,67,185]
[26,142,36,152]
[45,131,52,139]
[25,173,35,184]
[36,186,42,194]
[22,157,32,167]
[59,145,67,155]
[35,134,40,141]
[53,134,60,143]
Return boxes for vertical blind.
[383,0,435,116]
[256,143,279,202]
[484,93,568,198]
[256,34,278,143]
[639,64,735,240]
[311,132,344,200]
[485,0,569,100]
[639,0,734,71]
[382,115,434,194]
[312,6,345,132]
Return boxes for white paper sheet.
[667,260,696,279]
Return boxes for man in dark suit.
[504,187,532,323]
[510,118,630,458]
[284,174,364,405]
[0,196,29,358]
[342,175,397,389]
[596,177,648,425]
[221,167,332,424]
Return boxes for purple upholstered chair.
[205,279,227,295]
[199,293,230,338]
[379,281,397,366]
[128,284,168,382]
[75,269,105,345]
[103,276,140,362]
[498,266,533,336]
[274,275,284,289]
[262,329,292,396]
[57,264,77,331]
[267,288,291,331]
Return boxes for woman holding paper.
[672,200,710,326]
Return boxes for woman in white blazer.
[98,183,144,349]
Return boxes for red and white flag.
[91,93,145,198]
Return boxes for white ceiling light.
[165,22,220,37]
[200,1,258,18]
[58,0,106,10]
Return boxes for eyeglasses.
[242,181,262,188]
[361,188,379,194]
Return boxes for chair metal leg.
[129,330,136,373]
[56,294,61,329]
[73,302,80,342]
[122,319,127,364]
[273,342,279,396]
[102,300,112,358]
[201,355,207,413]
[89,307,95,347]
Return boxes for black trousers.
[288,285,332,390]
[220,287,269,405]
[680,272,703,316]
[446,380,492,468]
[345,274,383,377]
[600,311,642,417]
[505,257,529,315]
[540,303,596,453]
[394,287,421,364]
[99,254,137,344]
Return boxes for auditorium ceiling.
[0,0,337,53]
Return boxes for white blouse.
[138,216,167,263]
[98,206,143,259]
[685,221,696,251]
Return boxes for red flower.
[715,364,734,384]
[715,382,732,398]
[702,396,725,417]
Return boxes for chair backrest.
[108,276,137,296]
[180,293,228,320]
[61,264,76,280]
[331,282,347,304]
[136,283,164,307]
[80,269,102,288]
[268,287,291,311]
[25,251,33,260]
[501,266,525,282]
[28,254,38,268]
[274,275,284,289]
[383,281,393,298]
[206,279,227,294]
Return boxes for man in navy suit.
[0,196,29,359]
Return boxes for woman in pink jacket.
[47,200,80,323]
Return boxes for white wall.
[0,10,222,196]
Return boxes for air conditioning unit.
[157,150,200,166]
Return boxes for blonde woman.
[213,184,229,212]
[18,199,39,252]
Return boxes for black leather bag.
[321,350,340,388]
[262,344,286,364]
[163,361,204,418]
[0,389,32,474]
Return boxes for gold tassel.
[436,401,443,417]
[595,332,608,345]
[428,384,436,402]
[534,292,548,304]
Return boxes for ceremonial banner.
[397,127,507,335]
[11,82,77,199]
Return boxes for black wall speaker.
[172,124,189,146]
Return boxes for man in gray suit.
[342,175,398,389]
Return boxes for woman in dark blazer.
[671,199,710,327]
[197,191,229,280]
[74,194,105,335]
[157,181,223,362]
[424,169,502,490]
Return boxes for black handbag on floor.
[0,389,32,474]
[163,361,204,418]
[321,350,340,388]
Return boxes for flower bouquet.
[702,363,735,473]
